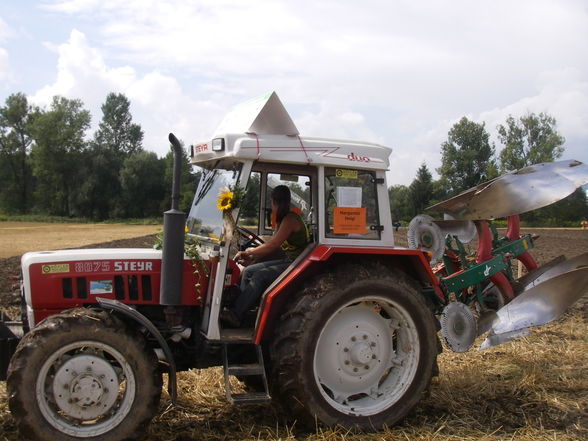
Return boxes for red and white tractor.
[1,92,587,441]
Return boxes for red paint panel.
[254,245,438,344]
[27,258,209,311]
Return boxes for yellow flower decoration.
[216,189,234,212]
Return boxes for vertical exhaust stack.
[160,133,185,306]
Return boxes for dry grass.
[4,313,584,441]
[0,222,161,258]
[135,306,586,441]
[0,226,586,440]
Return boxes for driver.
[221,185,310,327]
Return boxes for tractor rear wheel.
[271,267,437,429]
[7,308,162,441]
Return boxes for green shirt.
[281,212,310,260]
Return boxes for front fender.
[96,297,177,403]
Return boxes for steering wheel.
[236,226,265,250]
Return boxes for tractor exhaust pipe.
[160,133,185,306]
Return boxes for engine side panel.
[21,249,208,326]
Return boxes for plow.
[407,159,588,352]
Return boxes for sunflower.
[216,189,234,211]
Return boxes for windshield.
[187,163,243,243]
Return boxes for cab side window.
[264,173,312,231]
[324,168,380,239]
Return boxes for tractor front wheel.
[271,268,437,429]
[7,308,162,441]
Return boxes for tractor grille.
[60,275,154,302]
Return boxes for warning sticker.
[333,207,366,234]
[335,169,358,179]
[42,264,70,274]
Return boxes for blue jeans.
[232,258,291,319]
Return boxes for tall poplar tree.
[0,93,38,212]
[31,96,91,216]
[78,93,144,219]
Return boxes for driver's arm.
[235,215,299,265]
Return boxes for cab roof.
[189,92,392,171]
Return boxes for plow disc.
[428,160,588,220]
[480,254,588,349]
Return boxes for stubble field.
[0,223,586,441]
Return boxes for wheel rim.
[313,296,420,416]
[36,340,136,437]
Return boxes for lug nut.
[343,347,349,352]
[363,335,368,340]
[351,336,356,342]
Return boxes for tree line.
[0,92,198,219]
[389,114,588,226]
[1,92,585,225]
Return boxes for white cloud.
[479,67,588,162]
[0,48,11,84]
[0,16,14,85]
[29,30,227,154]
[18,0,588,185]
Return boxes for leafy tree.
[389,184,411,223]
[75,149,118,219]
[77,93,145,219]
[94,93,143,156]
[162,146,200,214]
[0,93,39,212]
[522,187,587,226]
[408,162,434,216]
[118,151,165,218]
[31,96,91,216]
[240,173,260,220]
[438,117,495,196]
[497,112,565,172]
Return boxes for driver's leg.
[232,259,291,321]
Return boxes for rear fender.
[253,245,441,344]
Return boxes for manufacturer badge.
[41,264,70,274]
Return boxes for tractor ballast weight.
[2,92,587,441]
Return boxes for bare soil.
[0,226,586,441]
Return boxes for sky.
[0,0,587,186]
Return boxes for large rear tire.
[7,308,162,441]
[271,266,437,429]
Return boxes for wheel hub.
[71,375,104,406]
[52,354,119,420]
[341,333,379,375]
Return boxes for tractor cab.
[186,92,394,340]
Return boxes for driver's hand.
[235,250,254,266]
